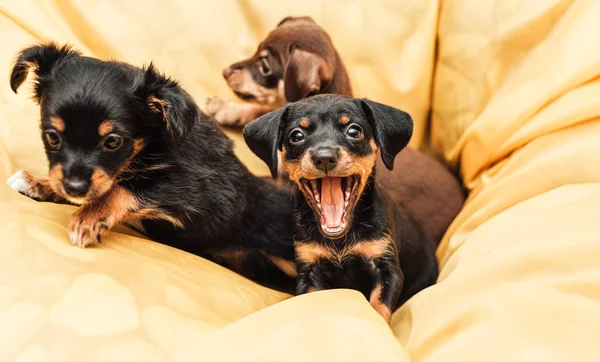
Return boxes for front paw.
[205,96,243,127]
[68,208,113,248]
[7,170,41,200]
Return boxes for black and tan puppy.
[210,15,465,243]
[207,16,351,127]
[244,95,438,323]
[7,42,296,292]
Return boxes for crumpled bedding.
[1,0,600,361]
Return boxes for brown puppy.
[211,15,465,244]
[206,16,352,127]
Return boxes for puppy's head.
[222,16,338,105]
[244,95,413,239]
[10,42,198,205]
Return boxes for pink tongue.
[320,177,344,228]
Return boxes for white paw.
[7,170,32,194]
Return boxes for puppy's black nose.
[223,67,233,79]
[63,178,90,197]
[312,148,338,173]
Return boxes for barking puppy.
[244,95,438,323]
[207,16,351,127]
[7,43,297,292]
[209,15,465,242]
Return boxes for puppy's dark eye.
[346,125,364,140]
[259,58,271,76]
[103,134,124,151]
[289,129,305,144]
[44,130,61,148]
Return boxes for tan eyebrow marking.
[338,115,350,125]
[299,117,311,128]
[98,120,114,137]
[50,116,65,132]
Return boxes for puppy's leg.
[7,170,65,203]
[206,97,276,127]
[296,262,326,294]
[369,258,404,325]
[68,185,137,248]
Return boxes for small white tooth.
[324,225,344,233]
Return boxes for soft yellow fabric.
[0,1,437,360]
[2,0,600,361]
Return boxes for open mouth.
[233,91,256,102]
[301,175,360,238]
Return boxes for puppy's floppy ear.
[243,106,288,179]
[283,48,333,102]
[10,42,80,101]
[137,63,198,141]
[358,99,413,170]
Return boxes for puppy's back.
[377,148,464,244]
[391,202,438,306]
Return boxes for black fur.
[10,42,296,293]
[245,95,438,317]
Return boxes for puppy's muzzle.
[61,163,93,197]
[63,177,90,197]
[222,65,239,80]
[312,147,339,174]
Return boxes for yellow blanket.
[1,1,600,361]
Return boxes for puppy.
[206,16,351,127]
[244,95,438,324]
[7,43,297,293]
[210,16,465,242]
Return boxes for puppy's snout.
[312,148,339,173]
[63,177,90,197]
[223,67,234,80]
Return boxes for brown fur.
[295,242,333,264]
[68,185,138,247]
[299,117,311,128]
[376,148,464,243]
[50,116,65,132]
[98,120,114,137]
[68,185,183,248]
[208,16,352,126]
[47,164,65,197]
[295,239,394,267]
[212,249,250,272]
[89,169,113,198]
[147,95,172,133]
[369,284,392,324]
[349,239,393,260]
[338,115,350,125]
[266,254,298,277]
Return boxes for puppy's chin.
[64,195,88,205]
[51,184,114,206]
